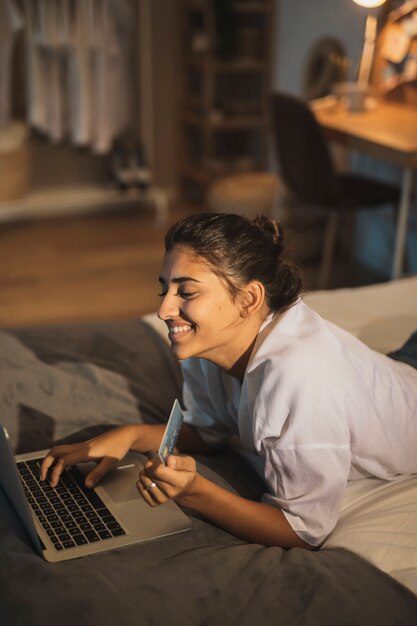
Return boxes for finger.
[140,468,180,501]
[166,455,195,472]
[48,449,86,487]
[49,458,66,487]
[138,469,170,504]
[145,465,179,491]
[85,457,116,488]
[137,480,158,507]
[40,446,73,480]
[138,471,157,493]
[40,453,56,481]
[137,473,169,506]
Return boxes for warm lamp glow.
[352,0,386,7]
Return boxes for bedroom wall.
[271,0,417,278]
[273,0,364,95]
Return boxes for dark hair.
[164,212,302,313]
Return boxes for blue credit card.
[158,399,184,464]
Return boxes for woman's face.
[157,246,249,368]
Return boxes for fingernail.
[169,456,176,468]
[85,479,94,488]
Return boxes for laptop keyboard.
[17,459,126,552]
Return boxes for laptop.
[0,423,191,563]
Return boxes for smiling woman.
[39,211,417,552]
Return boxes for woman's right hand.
[40,425,142,488]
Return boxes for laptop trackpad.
[99,467,141,504]
[78,454,145,504]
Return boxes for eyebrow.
[158,276,204,285]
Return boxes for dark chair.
[270,91,400,288]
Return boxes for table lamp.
[352,0,387,86]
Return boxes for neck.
[226,336,258,382]
[225,307,272,381]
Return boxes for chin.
[170,342,193,361]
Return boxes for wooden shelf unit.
[179,0,274,202]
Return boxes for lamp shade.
[352,0,386,7]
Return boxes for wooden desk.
[314,100,417,279]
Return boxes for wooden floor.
[0,203,380,328]
[0,204,197,327]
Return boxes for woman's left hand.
[137,455,197,506]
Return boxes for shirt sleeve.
[181,358,236,448]
[260,438,352,547]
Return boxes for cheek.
[212,299,242,324]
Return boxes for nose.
[157,291,179,321]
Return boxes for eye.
[157,290,196,299]
[178,290,196,300]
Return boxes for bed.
[1,276,417,626]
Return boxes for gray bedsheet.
[0,319,416,626]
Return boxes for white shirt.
[182,300,417,546]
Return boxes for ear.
[238,281,266,318]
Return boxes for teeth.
[170,325,191,334]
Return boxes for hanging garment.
[23,0,133,153]
[24,0,69,141]
[86,0,133,153]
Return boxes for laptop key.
[98,530,112,539]
[84,530,100,543]
[107,522,123,531]
[50,520,64,529]
[66,520,77,529]
[96,507,111,517]
[80,503,94,513]
[73,534,88,545]
[62,540,75,549]
[111,528,126,537]
[56,532,71,542]
[43,506,55,516]
[73,492,87,502]
[86,491,106,510]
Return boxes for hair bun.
[252,214,284,254]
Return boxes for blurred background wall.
[273,0,416,277]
